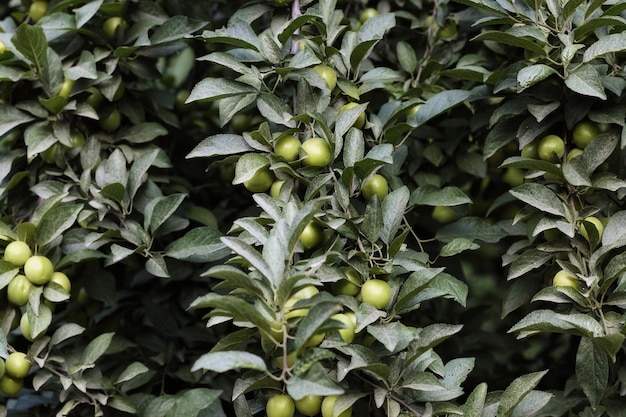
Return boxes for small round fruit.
[300,221,323,250]
[99,108,121,132]
[431,206,459,223]
[7,275,33,306]
[58,78,74,99]
[314,65,337,90]
[69,129,85,147]
[24,255,54,285]
[20,314,33,341]
[295,395,323,416]
[270,180,286,199]
[406,103,423,117]
[305,332,325,347]
[322,396,352,417]
[332,268,361,296]
[360,279,392,309]
[0,375,23,396]
[301,137,332,167]
[437,20,458,40]
[0,40,6,55]
[112,82,125,101]
[339,103,366,129]
[266,394,295,417]
[502,167,525,187]
[580,216,604,243]
[274,135,301,162]
[103,17,127,40]
[49,271,71,293]
[4,241,32,267]
[85,87,103,109]
[521,141,538,159]
[332,313,356,343]
[361,174,388,201]
[292,285,319,300]
[359,7,378,23]
[29,1,48,22]
[553,270,579,289]
[243,167,274,192]
[572,120,600,149]
[5,352,30,379]
[538,134,565,162]
[566,148,583,161]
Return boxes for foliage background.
[0,0,625,416]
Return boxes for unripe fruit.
[266,394,295,417]
[359,7,379,23]
[0,375,23,396]
[24,255,54,285]
[322,396,352,417]
[331,268,361,296]
[301,138,332,167]
[7,275,33,306]
[5,352,30,379]
[572,121,600,149]
[314,65,337,90]
[521,141,538,159]
[339,102,366,129]
[20,314,33,341]
[538,134,565,162]
[4,241,32,267]
[360,279,392,309]
[361,174,388,201]
[300,221,323,250]
[579,216,604,243]
[270,180,286,199]
[243,167,274,192]
[332,313,356,343]
[29,1,48,22]
[103,17,127,40]
[274,135,301,162]
[99,108,121,132]
[49,271,71,293]
[553,270,579,289]
[85,87,103,109]
[295,395,323,416]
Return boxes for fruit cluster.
[1,241,71,396]
[267,393,351,417]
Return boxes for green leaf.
[200,20,260,51]
[187,134,253,159]
[413,86,489,126]
[564,64,606,100]
[396,41,417,73]
[189,293,271,335]
[440,238,480,257]
[146,254,169,278]
[576,337,608,408]
[463,383,488,417]
[286,362,345,399]
[497,370,548,417]
[257,93,295,128]
[583,32,626,63]
[119,123,167,144]
[411,185,472,206]
[221,237,277,287]
[510,390,553,417]
[509,183,565,216]
[115,362,150,385]
[517,64,557,92]
[368,321,418,353]
[603,211,626,247]
[49,323,85,347]
[74,0,103,28]
[192,351,267,373]
[187,77,257,103]
[37,203,83,247]
[11,24,47,83]
[294,301,342,350]
[509,309,604,338]
[362,197,383,242]
[166,227,228,262]
[436,217,508,243]
[233,153,270,185]
[381,186,410,245]
[0,105,35,137]
[507,249,553,280]
[150,16,207,44]
[79,332,115,370]
[146,194,186,234]
[473,31,546,56]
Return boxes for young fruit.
[274,135,301,162]
[85,87,103,109]
[359,7,378,23]
[29,1,48,22]
[301,138,332,167]
[270,180,286,199]
[553,270,579,289]
[521,141,538,159]
[437,20,458,40]
[360,279,392,309]
[4,241,32,267]
[314,65,337,90]
[20,314,33,341]
[5,352,31,379]
[103,17,127,40]
[566,148,583,161]
[99,108,121,132]
[266,394,295,417]
[7,275,33,306]
[431,206,459,223]
[338,102,366,129]
[361,174,388,201]
[58,78,74,99]
[572,120,600,149]
[0,375,23,396]
[243,167,274,192]
[24,255,54,285]
[295,395,323,416]
[300,221,323,250]
[332,313,356,343]
[322,396,352,417]
[49,271,71,293]
[579,216,604,243]
[331,268,361,296]
[537,134,565,162]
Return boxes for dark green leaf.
[576,337,608,408]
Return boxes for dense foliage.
[0,0,625,416]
